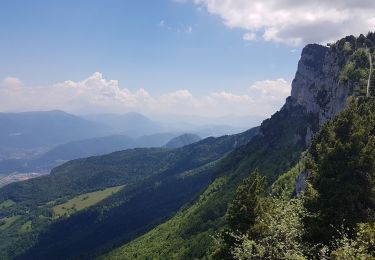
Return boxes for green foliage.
[231,198,307,260]
[305,97,375,244]
[211,169,309,260]
[342,41,353,54]
[339,47,374,96]
[226,169,266,234]
[271,156,307,198]
[19,221,32,233]
[212,170,266,259]
[103,177,228,260]
[340,61,357,82]
[0,215,20,231]
[318,222,375,259]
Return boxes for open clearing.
[53,185,124,218]
[0,216,20,231]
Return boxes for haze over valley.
[0,110,251,186]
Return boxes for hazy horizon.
[1,0,374,124]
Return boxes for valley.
[0,172,49,188]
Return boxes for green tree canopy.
[305,97,375,244]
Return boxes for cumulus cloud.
[193,0,375,46]
[0,73,290,118]
[248,78,290,99]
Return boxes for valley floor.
[0,172,49,188]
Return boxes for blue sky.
[0,0,373,120]
[0,0,300,95]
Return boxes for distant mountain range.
[0,109,260,190]
[0,132,197,176]
[0,110,108,149]
[37,132,181,166]
[164,133,201,148]
[0,110,254,177]
[84,112,164,138]
[0,110,248,157]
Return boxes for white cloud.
[2,77,23,89]
[248,78,290,100]
[0,73,290,118]
[243,32,257,41]
[193,0,375,46]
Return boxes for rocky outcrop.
[285,33,375,146]
[295,169,310,196]
[288,34,375,195]
[291,44,352,127]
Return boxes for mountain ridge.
[164,133,201,148]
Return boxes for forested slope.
[210,97,375,259]
[0,126,259,259]
[105,33,375,259]
[105,94,312,259]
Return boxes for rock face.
[289,33,375,194]
[287,33,375,145]
[295,169,310,196]
[291,44,352,127]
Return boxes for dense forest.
[0,127,259,259]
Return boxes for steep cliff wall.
[291,44,350,124]
[291,33,375,194]
[287,33,375,144]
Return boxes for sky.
[0,0,374,122]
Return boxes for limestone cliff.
[286,33,375,145]
[291,44,350,125]
[290,33,375,194]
